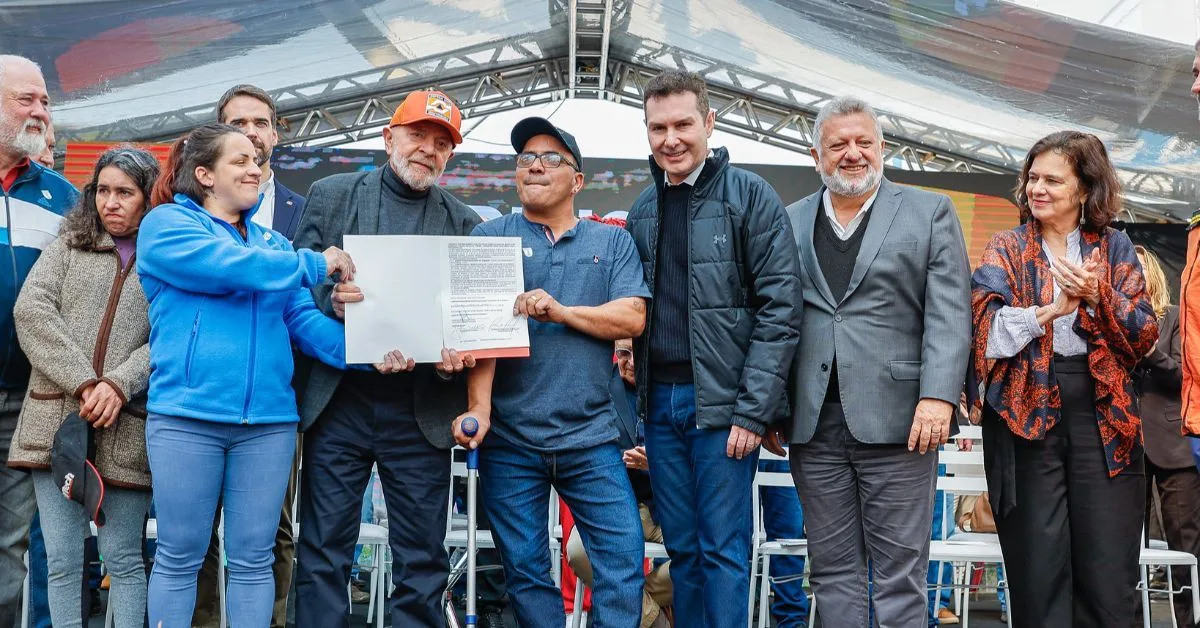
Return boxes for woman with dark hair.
[6,146,159,627]
[1133,246,1200,626]
[137,123,403,626]
[968,130,1158,627]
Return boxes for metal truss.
[58,33,564,146]
[56,30,1191,220]
[607,46,1192,220]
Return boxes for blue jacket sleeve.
[282,287,348,369]
[136,205,327,295]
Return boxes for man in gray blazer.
[767,96,971,628]
[291,90,482,628]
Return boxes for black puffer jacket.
[625,148,801,435]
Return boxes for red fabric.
[1,159,29,193]
[560,501,592,613]
[585,214,626,228]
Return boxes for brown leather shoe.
[937,608,960,624]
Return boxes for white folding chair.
[931,433,1012,628]
[357,522,389,628]
[747,449,812,628]
[568,541,670,628]
[1139,536,1200,628]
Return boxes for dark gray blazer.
[291,167,483,449]
[785,177,972,445]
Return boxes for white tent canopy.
[4,0,1195,218]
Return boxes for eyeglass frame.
[515,151,580,172]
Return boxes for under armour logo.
[713,234,728,246]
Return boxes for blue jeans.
[146,414,295,628]
[646,383,759,628]
[479,436,643,628]
[759,457,809,627]
[927,473,954,626]
[28,511,51,628]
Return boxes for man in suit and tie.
[291,90,482,627]
[218,84,305,238]
[768,96,971,628]
[191,83,314,628]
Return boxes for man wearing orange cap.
[291,90,482,627]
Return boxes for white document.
[343,235,530,364]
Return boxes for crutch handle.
[462,416,480,469]
[461,415,480,625]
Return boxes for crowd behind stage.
[1,44,1200,628]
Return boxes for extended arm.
[136,205,327,295]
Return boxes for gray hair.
[812,96,883,154]
[62,146,160,250]
[0,55,42,88]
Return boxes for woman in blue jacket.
[137,123,402,626]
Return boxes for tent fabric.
[3,0,1195,217]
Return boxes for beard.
[251,140,273,167]
[820,160,882,197]
[0,111,46,158]
[390,152,442,191]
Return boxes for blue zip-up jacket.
[0,161,78,390]
[137,193,346,425]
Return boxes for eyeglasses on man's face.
[516,151,579,171]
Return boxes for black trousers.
[1147,460,1200,627]
[293,384,451,628]
[992,357,1145,628]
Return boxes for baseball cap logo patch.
[425,93,453,122]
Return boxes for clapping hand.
[1050,249,1102,308]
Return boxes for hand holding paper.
[332,281,362,320]
[322,246,356,281]
[342,235,531,364]
[514,288,567,323]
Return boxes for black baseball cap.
[51,412,107,527]
[510,117,584,170]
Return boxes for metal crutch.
[461,416,481,626]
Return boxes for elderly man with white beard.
[0,55,80,625]
[290,90,483,627]
[767,96,972,628]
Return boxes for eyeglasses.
[516,151,579,171]
[615,347,634,359]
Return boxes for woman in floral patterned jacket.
[969,130,1157,628]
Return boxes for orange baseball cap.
[390,90,464,145]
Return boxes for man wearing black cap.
[452,117,650,627]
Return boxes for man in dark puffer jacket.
[625,69,802,628]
